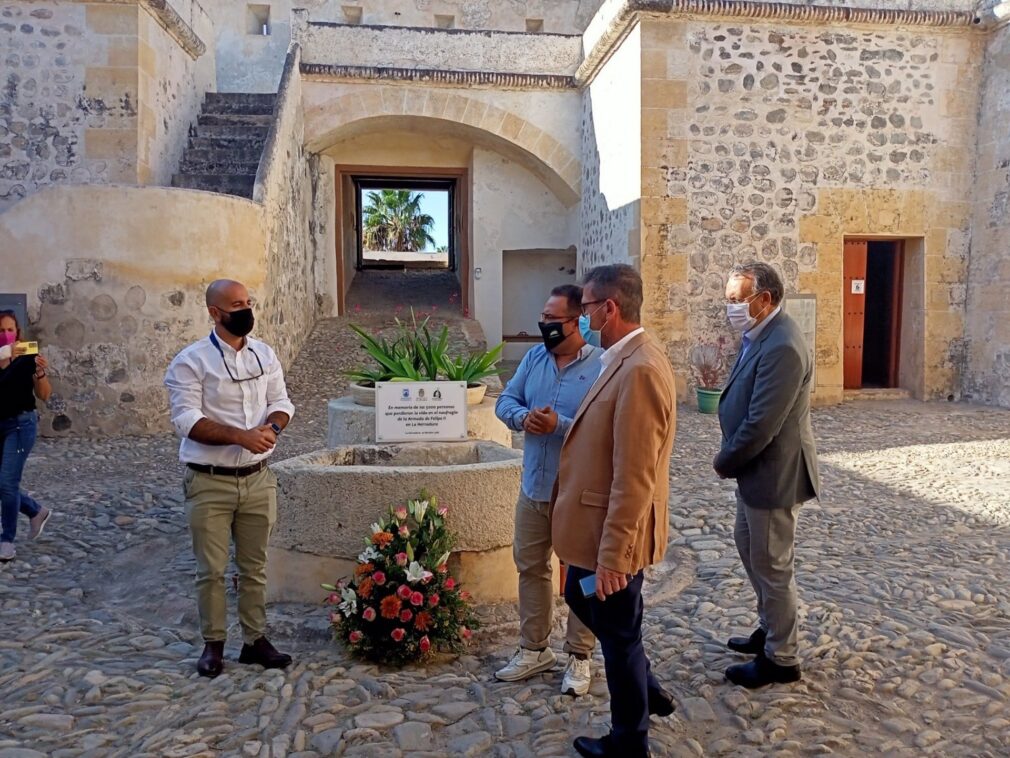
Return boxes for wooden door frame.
[332,164,470,316]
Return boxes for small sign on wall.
[851,279,865,294]
[375,381,468,443]
[783,294,817,385]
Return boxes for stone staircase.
[171,92,277,199]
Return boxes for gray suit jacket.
[715,311,820,509]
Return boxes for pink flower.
[400,609,413,623]
[422,573,433,585]
[398,525,410,538]
[428,593,440,607]
[329,611,342,624]
[419,636,431,653]
[445,578,456,590]
[372,571,386,585]
[394,507,408,521]
[410,591,424,607]
[437,506,448,517]
[327,593,340,604]
[362,607,376,622]
[461,626,472,641]
[460,591,471,601]
[395,552,408,567]
[349,630,363,644]
[391,628,406,642]
[397,584,412,600]
[437,563,448,574]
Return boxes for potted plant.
[323,492,479,665]
[346,311,503,406]
[689,338,727,414]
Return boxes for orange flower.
[414,611,433,632]
[355,562,375,578]
[380,595,402,619]
[372,532,394,548]
[357,577,374,599]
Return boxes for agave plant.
[439,342,504,386]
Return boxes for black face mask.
[538,321,571,352]
[219,307,255,338]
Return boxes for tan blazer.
[551,331,676,574]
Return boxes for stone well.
[326,396,512,448]
[267,440,525,603]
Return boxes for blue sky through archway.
[361,188,449,252]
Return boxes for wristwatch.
[269,422,282,436]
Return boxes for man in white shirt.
[164,279,295,678]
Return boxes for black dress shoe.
[726,655,801,689]
[239,637,292,669]
[648,684,675,717]
[197,641,225,678]
[727,627,767,655]
[573,734,651,758]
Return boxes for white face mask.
[726,292,767,332]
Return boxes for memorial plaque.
[784,294,817,384]
[375,381,468,443]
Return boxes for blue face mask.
[579,314,603,348]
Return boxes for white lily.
[436,552,450,567]
[405,560,426,583]
[369,522,382,535]
[414,500,430,522]
[358,546,381,563]
[338,587,357,615]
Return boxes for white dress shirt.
[164,331,295,466]
[598,326,646,376]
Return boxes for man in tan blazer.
[551,264,677,758]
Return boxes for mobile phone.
[579,574,597,598]
[15,341,38,355]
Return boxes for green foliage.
[439,342,504,385]
[323,492,479,666]
[362,190,437,252]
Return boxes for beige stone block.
[514,124,543,153]
[925,310,964,341]
[480,105,507,134]
[85,128,136,160]
[380,87,406,114]
[87,4,138,35]
[930,201,970,230]
[648,138,687,169]
[138,40,156,77]
[642,166,667,197]
[461,98,488,127]
[137,160,153,186]
[924,227,948,256]
[533,131,561,162]
[423,90,449,118]
[642,196,686,226]
[642,79,687,109]
[642,49,669,79]
[642,107,668,141]
[403,87,429,115]
[106,37,139,67]
[641,19,685,50]
[443,94,468,122]
[628,226,642,260]
[944,87,976,119]
[798,215,838,245]
[85,67,138,100]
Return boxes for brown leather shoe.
[239,637,292,669]
[197,641,225,678]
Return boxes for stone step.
[204,92,277,115]
[192,123,271,139]
[183,147,265,164]
[179,157,261,175]
[188,134,267,151]
[171,173,256,198]
[198,112,275,127]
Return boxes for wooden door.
[843,239,868,390]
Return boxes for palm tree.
[362,190,437,252]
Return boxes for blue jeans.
[0,411,39,543]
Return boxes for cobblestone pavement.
[2,389,1010,756]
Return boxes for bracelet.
[34,371,46,379]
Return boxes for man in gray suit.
[714,262,820,689]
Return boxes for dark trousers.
[564,565,658,754]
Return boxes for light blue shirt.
[496,343,603,501]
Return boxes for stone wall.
[964,21,1010,407]
[636,16,980,402]
[579,22,641,271]
[0,185,268,435]
[0,0,212,210]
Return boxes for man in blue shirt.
[494,284,603,696]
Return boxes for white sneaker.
[561,654,592,696]
[29,507,51,540]
[494,646,557,682]
[0,542,15,562]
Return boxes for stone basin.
[268,441,527,603]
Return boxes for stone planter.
[267,441,525,603]
[351,381,488,407]
[327,396,512,448]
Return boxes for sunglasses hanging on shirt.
[209,331,264,383]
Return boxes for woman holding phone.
[0,310,53,562]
